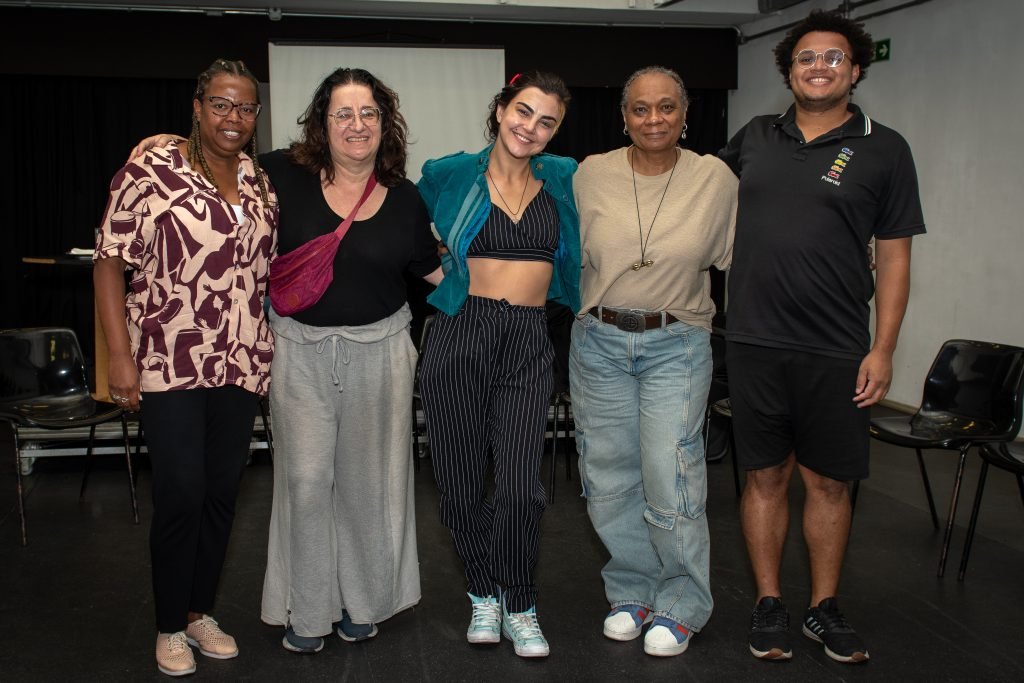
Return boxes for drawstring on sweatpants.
[315,336,352,391]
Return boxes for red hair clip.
[509,73,522,85]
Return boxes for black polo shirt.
[718,104,926,360]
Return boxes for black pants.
[420,296,553,612]
[141,385,259,633]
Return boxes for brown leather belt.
[588,307,678,333]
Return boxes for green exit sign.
[873,39,891,62]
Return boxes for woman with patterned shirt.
[94,59,277,677]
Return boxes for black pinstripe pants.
[420,295,553,612]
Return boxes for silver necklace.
[630,147,678,271]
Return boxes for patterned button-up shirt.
[95,146,278,395]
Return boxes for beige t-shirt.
[574,146,737,331]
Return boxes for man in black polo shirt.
[719,9,925,664]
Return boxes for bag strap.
[333,174,379,241]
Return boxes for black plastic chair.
[0,327,138,545]
[868,340,1024,577]
[956,441,1024,580]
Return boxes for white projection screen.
[268,44,505,182]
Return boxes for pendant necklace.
[630,146,678,271]
[486,167,530,221]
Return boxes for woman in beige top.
[569,65,737,658]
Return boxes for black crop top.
[468,190,558,263]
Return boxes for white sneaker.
[643,616,692,657]
[467,593,501,644]
[603,604,653,641]
[501,605,550,658]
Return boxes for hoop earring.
[681,124,688,140]
[623,125,629,135]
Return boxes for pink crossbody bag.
[268,174,377,317]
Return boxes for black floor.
[3,409,1024,682]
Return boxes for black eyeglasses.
[204,96,261,121]
[792,48,847,69]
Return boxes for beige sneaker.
[156,631,196,676]
[185,615,239,659]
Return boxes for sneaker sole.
[643,641,690,657]
[337,624,378,643]
[281,636,324,654]
[157,663,196,677]
[603,625,643,642]
[502,628,549,657]
[185,637,238,660]
[801,625,869,663]
[467,632,501,645]
[749,643,793,661]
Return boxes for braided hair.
[188,58,269,203]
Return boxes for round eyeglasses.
[204,96,261,121]
[792,48,847,69]
[327,107,382,128]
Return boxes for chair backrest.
[0,327,91,402]
[915,339,1024,439]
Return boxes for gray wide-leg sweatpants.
[260,306,421,638]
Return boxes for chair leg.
[956,460,989,581]
[1016,473,1024,509]
[259,398,275,463]
[12,426,28,546]
[548,397,558,504]
[411,398,422,471]
[79,424,98,500]
[121,413,139,524]
[937,444,971,578]
[915,448,940,530]
[563,398,572,482]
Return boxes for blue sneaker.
[603,604,653,641]
[502,604,550,658]
[467,593,502,644]
[335,609,378,642]
[282,626,324,654]
[643,615,692,657]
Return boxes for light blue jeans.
[569,313,713,632]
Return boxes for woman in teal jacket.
[417,71,579,659]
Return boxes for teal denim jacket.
[417,144,581,316]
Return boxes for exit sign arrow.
[874,39,891,62]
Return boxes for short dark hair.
[485,70,571,141]
[620,65,689,111]
[287,67,409,187]
[773,9,874,90]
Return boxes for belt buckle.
[614,310,646,333]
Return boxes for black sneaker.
[748,596,792,660]
[802,597,870,663]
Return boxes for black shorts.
[726,342,870,482]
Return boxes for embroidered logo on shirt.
[821,147,854,186]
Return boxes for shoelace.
[470,601,501,630]
[809,607,853,633]
[191,616,225,640]
[166,631,190,653]
[506,612,544,641]
[753,604,789,630]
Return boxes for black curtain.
[0,75,194,360]
[546,86,728,160]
